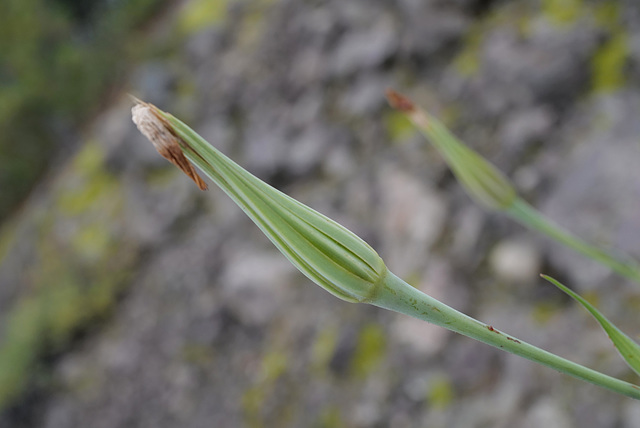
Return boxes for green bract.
[385,90,516,210]
[134,102,387,303]
[414,111,516,210]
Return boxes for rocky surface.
[1,0,640,426]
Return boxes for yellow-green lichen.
[591,33,628,93]
[590,2,625,93]
[0,217,18,264]
[74,139,108,174]
[349,324,386,378]
[242,386,265,428]
[0,140,134,411]
[541,0,583,26]
[57,142,120,216]
[531,301,562,325]
[311,324,338,372]
[236,2,270,52]
[181,343,215,366]
[0,296,44,407]
[242,347,291,427]
[56,142,123,264]
[315,406,343,428]
[454,4,533,76]
[177,0,229,35]
[31,241,130,350]
[260,349,288,383]
[454,30,483,76]
[0,254,132,408]
[428,374,455,409]
[580,290,601,308]
[624,294,640,314]
[57,174,116,215]
[70,223,114,262]
[175,77,198,103]
[144,165,183,188]
[594,2,620,28]
[44,273,87,347]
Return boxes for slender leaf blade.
[542,274,640,376]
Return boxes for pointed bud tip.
[131,99,208,191]
[385,89,415,112]
[128,93,144,105]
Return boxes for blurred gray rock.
[622,401,640,428]
[2,1,639,427]
[379,166,448,275]
[542,91,640,288]
[490,238,542,283]
[329,14,398,77]
[221,249,296,325]
[400,7,468,58]
[498,107,555,154]
[451,18,601,119]
[522,398,572,428]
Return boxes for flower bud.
[132,100,387,303]
[386,90,516,210]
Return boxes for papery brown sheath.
[131,99,208,190]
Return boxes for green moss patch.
[591,33,628,93]
[541,0,583,26]
[311,325,339,372]
[177,0,229,35]
[428,374,455,409]
[349,324,386,378]
[0,141,136,410]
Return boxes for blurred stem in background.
[0,0,166,223]
[506,199,640,284]
[386,90,640,286]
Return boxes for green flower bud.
[386,90,516,210]
[132,101,387,303]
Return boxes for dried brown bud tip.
[131,101,208,191]
[385,89,416,112]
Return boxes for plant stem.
[372,271,640,400]
[134,99,640,400]
[505,198,640,284]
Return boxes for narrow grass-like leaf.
[542,274,640,376]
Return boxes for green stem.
[372,271,640,400]
[505,198,640,284]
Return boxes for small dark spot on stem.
[506,337,521,344]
